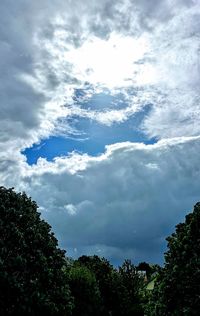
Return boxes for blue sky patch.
[23,103,156,165]
[73,89,131,111]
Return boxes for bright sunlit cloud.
[64,33,152,88]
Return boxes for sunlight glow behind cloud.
[64,33,151,88]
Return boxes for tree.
[0,187,73,316]
[77,255,117,315]
[147,202,200,315]
[68,264,102,316]
[119,260,144,316]
[78,256,144,316]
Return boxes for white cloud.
[142,3,200,138]
[63,33,150,88]
[22,0,199,140]
[64,204,77,216]
[0,0,199,152]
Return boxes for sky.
[0,0,200,265]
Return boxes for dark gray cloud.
[17,138,200,264]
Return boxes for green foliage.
[118,260,144,316]
[146,202,200,315]
[68,263,102,316]
[78,255,116,315]
[0,187,73,316]
[78,256,144,316]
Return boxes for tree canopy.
[77,255,144,316]
[147,202,200,315]
[68,263,102,316]
[0,187,73,316]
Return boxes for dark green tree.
[78,256,144,316]
[119,260,144,316]
[147,202,200,315]
[68,264,102,316]
[0,187,73,316]
[77,255,117,315]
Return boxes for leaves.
[0,187,73,316]
[147,202,200,315]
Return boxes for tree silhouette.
[0,187,73,316]
[147,202,200,315]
